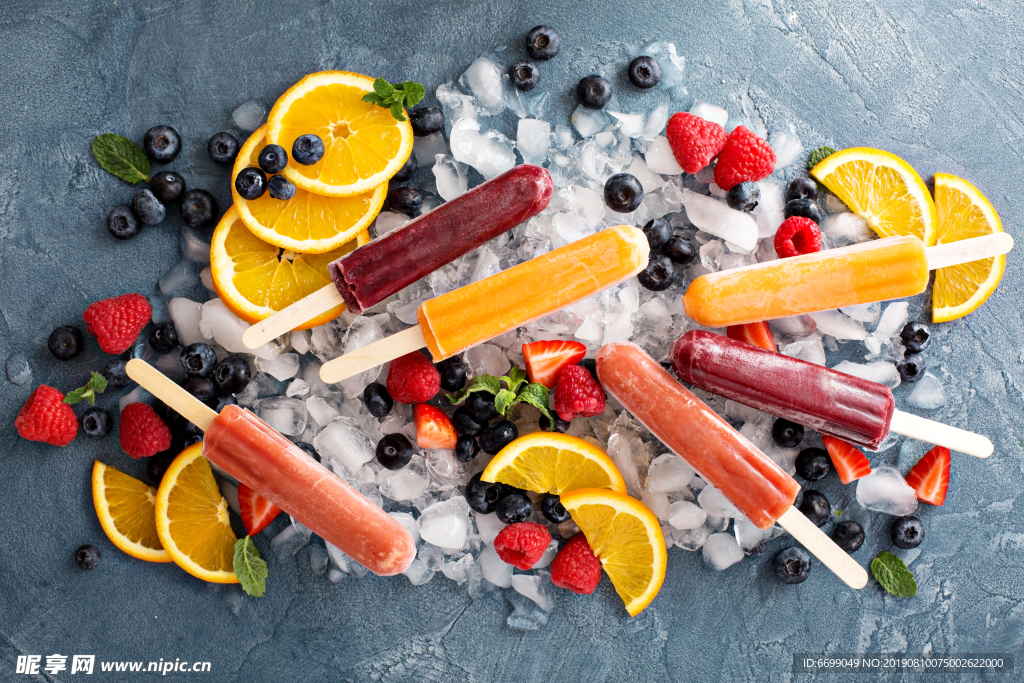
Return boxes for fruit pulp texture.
[202,405,414,575]
[418,225,650,360]
[596,342,798,529]
[671,331,894,449]
[330,164,553,313]
[682,235,929,327]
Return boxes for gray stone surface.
[1,1,1022,681]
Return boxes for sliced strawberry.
[414,404,458,450]
[822,436,872,484]
[237,483,283,536]
[905,446,950,506]
[726,322,776,352]
[522,340,587,389]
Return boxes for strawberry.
[386,351,441,404]
[553,365,606,421]
[414,404,457,450]
[726,322,776,352]
[493,522,552,570]
[238,483,283,535]
[665,112,727,174]
[83,293,152,354]
[773,216,822,258]
[119,402,172,459]
[550,533,601,594]
[904,446,950,506]
[522,340,587,389]
[822,436,872,484]
[713,125,776,191]
[15,385,78,446]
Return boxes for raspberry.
[553,365,605,421]
[773,216,822,258]
[713,125,776,191]
[119,403,172,459]
[83,293,152,354]
[15,385,78,446]
[665,112,727,174]
[386,351,441,404]
[550,533,601,594]
[493,522,552,570]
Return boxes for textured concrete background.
[1,0,1022,681]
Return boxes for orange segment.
[481,432,627,494]
[92,461,170,563]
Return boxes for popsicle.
[319,224,650,383]
[125,359,415,576]
[596,342,868,589]
[670,330,994,458]
[242,164,554,349]
[683,233,1013,327]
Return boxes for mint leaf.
[361,78,426,122]
[372,77,394,98]
[494,388,517,416]
[808,145,837,170]
[233,536,268,597]
[92,133,150,184]
[505,366,529,395]
[516,383,554,424]
[402,81,425,107]
[446,375,502,405]
[390,102,406,122]
[870,551,917,597]
[64,371,108,406]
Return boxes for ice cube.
[754,178,785,214]
[832,360,901,389]
[624,155,664,193]
[756,210,785,239]
[856,466,918,516]
[552,124,575,149]
[511,574,555,612]
[474,511,505,546]
[436,82,478,131]
[414,132,448,167]
[698,484,740,518]
[606,412,652,498]
[402,558,435,585]
[642,490,670,520]
[432,155,469,201]
[782,337,826,365]
[534,538,559,569]
[674,524,710,551]
[258,396,307,436]
[647,453,695,493]
[840,302,881,323]
[158,259,195,296]
[820,212,873,244]
[417,495,472,550]
[373,211,411,238]
[152,351,186,383]
[450,118,516,180]
[309,544,329,575]
[516,118,551,166]
[699,240,726,272]
[644,135,683,175]
[770,314,817,341]
[643,41,686,88]
[689,101,728,127]
[702,532,744,570]
[478,545,513,587]
[808,310,867,340]
[464,343,510,378]
[199,267,215,291]
[118,385,151,412]
[667,500,706,530]
[441,554,476,584]
[571,104,612,138]
[874,302,910,339]
[681,189,758,251]
[768,132,803,169]
[285,379,309,398]
[469,247,501,284]
[338,317,385,396]
[389,512,420,547]
[305,395,341,427]
[201,299,282,360]
[313,417,376,475]
[5,352,31,386]
[908,373,945,409]
[326,543,368,578]
[733,515,783,551]
[507,588,550,631]
[232,99,267,131]
[376,453,430,501]
[609,111,645,138]
[270,525,309,559]
[461,57,505,114]
[419,544,446,571]
[180,227,211,264]
[256,352,300,381]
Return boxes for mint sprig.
[233,536,268,597]
[361,78,426,122]
[808,145,837,170]
[870,551,917,597]
[64,371,108,406]
[92,133,151,184]
[446,365,555,425]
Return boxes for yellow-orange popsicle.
[417,225,650,360]
[683,236,929,327]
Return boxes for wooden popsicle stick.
[125,359,218,431]
[925,232,1014,270]
[889,410,993,458]
[776,506,868,590]
[319,325,428,384]
[242,284,346,350]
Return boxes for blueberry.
[389,186,423,215]
[132,189,166,225]
[181,433,203,448]
[663,236,697,265]
[146,454,175,485]
[180,343,217,377]
[362,383,393,418]
[392,154,417,183]
[376,433,414,470]
[208,132,240,164]
[627,56,661,89]
[292,134,325,165]
[786,177,818,203]
[143,125,181,163]
[577,75,612,109]
[257,144,288,174]
[798,490,831,527]
[496,490,533,524]
[409,107,444,137]
[436,357,467,392]
[75,544,102,570]
[604,173,643,213]
[772,418,804,448]
[149,172,186,203]
[795,447,831,481]
[182,376,216,402]
[897,354,926,383]
[452,406,486,436]
[479,420,518,455]
[466,391,499,421]
[455,434,480,462]
[891,515,924,549]
[772,546,811,584]
[541,493,571,524]
[832,520,864,553]
[235,167,267,200]
[794,489,804,509]
[179,189,217,228]
[106,205,140,240]
[526,25,561,60]
[784,198,822,224]
[539,413,571,433]
[294,441,320,462]
[209,393,237,412]
[267,175,297,201]
[80,408,112,438]
[579,359,599,383]
[149,322,179,353]
[213,354,251,394]
[641,218,672,249]
[637,254,676,291]
[102,359,129,389]
[508,60,541,91]
[465,472,504,514]
[900,322,931,353]
[727,181,761,212]
[48,326,83,360]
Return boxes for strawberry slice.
[522,340,587,389]
[904,446,950,506]
[237,483,283,536]
[726,322,776,352]
[822,436,872,484]
[414,404,458,450]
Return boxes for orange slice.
[92,461,170,563]
[481,432,626,494]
